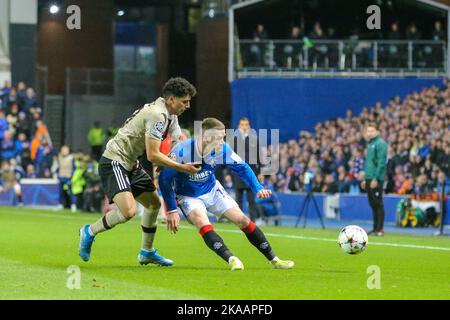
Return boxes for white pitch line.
[5,210,450,252]
[179,226,450,252]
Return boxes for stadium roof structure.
[429,0,450,8]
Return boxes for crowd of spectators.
[0,80,106,211]
[1,78,448,215]
[0,80,52,204]
[245,20,446,69]
[264,81,450,197]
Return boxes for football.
[338,225,369,255]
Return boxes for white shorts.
[177,181,238,218]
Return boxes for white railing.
[233,39,447,78]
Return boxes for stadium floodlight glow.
[49,4,59,14]
[117,10,125,17]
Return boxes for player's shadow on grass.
[77,265,229,271]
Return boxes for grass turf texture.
[0,207,449,300]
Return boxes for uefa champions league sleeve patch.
[149,120,166,139]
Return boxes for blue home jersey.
[158,138,263,212]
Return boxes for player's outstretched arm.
[158,168,180,234]
[146,137,200,174]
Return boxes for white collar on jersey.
[159,97,176,120]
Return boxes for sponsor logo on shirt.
[189,170,212,182]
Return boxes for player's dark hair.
[202,118,225,131]
[162,77,197,99]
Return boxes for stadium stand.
[0,80,103,211]
[265,82,450,196]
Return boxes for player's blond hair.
[202,118,225,131]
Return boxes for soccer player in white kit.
[78,77,200,265]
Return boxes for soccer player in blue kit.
[158,118,294,270]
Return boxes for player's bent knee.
[238,215,251,228]
[122,205,138,219]
[149,200,161,211]
[189,211,209,228]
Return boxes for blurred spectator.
[282,25,304,68]
[0,82,7,109]
[232,117,259,221]
[409,154,422,179]
[431,20,444,41]
[55,145,76,211]
[249,23,268,67]
[0,110,9,146]
[71,155,87,212]
[394,173,413,195]
[1,131,21,161]
[406,23,421,40]
[336,165,350,193]
[1,80,10,97]
[322,174,338,193]
[348,171,365,194]
[309,21,327,68]
[423,158,433,179]
[11,158,25,182]
[82,160,103,213]
[436,170,450,195]
[33,119,52,146]
[23,88,37,114]
[26,163,37,179]
[255,174,280,226]
[413,174,433,197]
[406,23,423,67]
[88,121,106,161]
[319,150,335,174]
[312,173,324,193]
[30,133,43,162]
[35,138,55,177]
[350,147,365,177]
[16,82,27,111]
[4,87,17,113]
[286,167,302,192]
[16,112,31,138]
[107,120,119,140]
[0,160,23,206]
[222,174,235,200]
[275,172,288,192]
[386,22,402,68]
[17,133,32,171]
[6,103,19,135]
[253,23,268,40]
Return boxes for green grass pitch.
[0,207,449,300]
